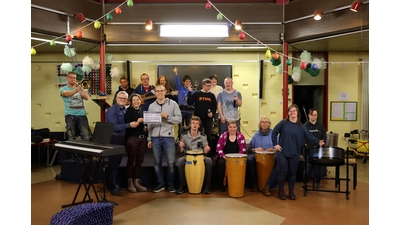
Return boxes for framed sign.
[330,101,357,121]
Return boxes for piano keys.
[54,140,126,157]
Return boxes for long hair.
[286,104,301,128]
[156,75,171,92]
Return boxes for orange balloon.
[76,30,83,38]
[273,52,279,60]
[115,7,122,14]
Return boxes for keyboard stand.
[62,153,101,208]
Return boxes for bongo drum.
[225,153,247,197]
[185,150,205,194]
[255,151,275,191]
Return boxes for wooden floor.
[31,158,369,225]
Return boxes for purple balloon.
[311,63,318,70]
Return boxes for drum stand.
[303,149,350,200]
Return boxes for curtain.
[361,59,369,133]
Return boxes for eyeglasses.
[117,97,127,100]
[141,78,149,80]
[289,110,297,113]
[155,90,165,93]
[67,76,76,79]
[261,121,270,123]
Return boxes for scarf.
[259,128,271,136]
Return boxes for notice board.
[330,101,357,121]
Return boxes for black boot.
[278,189,286,200]
[289,189,296,200]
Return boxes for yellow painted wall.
[327,52,366,149]
[31,51,368,143]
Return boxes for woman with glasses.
[271,104,324,200]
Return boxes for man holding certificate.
[146,85,182,193]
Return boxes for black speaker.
[259,60,263,99]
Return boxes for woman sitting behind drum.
[176,116,213,194]
[216,120,247,192]
[246,116,276,192]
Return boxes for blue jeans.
[151,137,176,188]
[266,165,278,188]
[219,119,240,134]
[65,115,90,141]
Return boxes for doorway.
[293,85,324,124]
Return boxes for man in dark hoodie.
[112,77,134,105]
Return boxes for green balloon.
[49,40,56,46]
[217,13,223,21]
[106,13,113,21]
[127,0,134,7]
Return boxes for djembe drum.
[255,150,275,191]
[225,153,247,198]
[185,150,205,194]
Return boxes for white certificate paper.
[143,111,162,124]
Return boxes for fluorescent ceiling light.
[217,46,267,49]
[160,25,229,37]
[31,37,67,45]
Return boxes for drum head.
[226,153,247,158]
[186,149,204,155]
[255,150,275,154]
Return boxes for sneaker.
[169,186,176,193]
[301,182,305,188]
[220,186,227,192]
[152,183,165,193]
[202,184,211,194]
[278,189,286,200]
[315,183,321,189]
[176,184,188,194]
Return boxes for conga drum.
[185,150,205,194]
[225,153,247,198]
[255,151,275,191]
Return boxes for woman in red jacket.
[216,120,247,192]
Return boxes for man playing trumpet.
[60,72,91,141]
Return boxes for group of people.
[58,70,326,201]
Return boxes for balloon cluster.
[299,50,327,77]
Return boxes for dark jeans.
[178,111,193,137]
[64,115,90,141]
[246,154,257,185]
[125,136,147,179]
[276,154,300,191]
[266,165,278,188]
[106,135,124,190]
[200,117,213,152]
[217,157,227,187]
